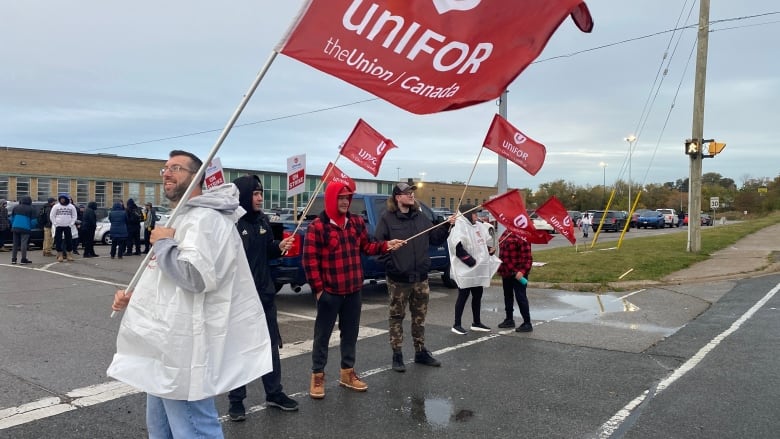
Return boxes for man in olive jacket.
[374,183,449,372]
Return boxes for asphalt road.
[1,243,778,438]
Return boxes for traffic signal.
[685,139,700,157]
[706,141,726,156]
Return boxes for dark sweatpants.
[311,291,361,372]
[454,286,484,326]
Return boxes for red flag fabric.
[339,119,397,177]
[278,0,593,114]
[483,114,547,176]
[535,196,576,245]
[482,190,552,245]
[321,162,357,193]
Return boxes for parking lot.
[2,237,780,438]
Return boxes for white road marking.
[597,281,780,438]
[0,263,124,287]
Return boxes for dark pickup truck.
[268,193,455,293]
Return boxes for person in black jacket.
[225,175,298,421]
[142,202,156,254]
[81,201,99,258]
[374,182,451,372]
[125,198,142,255]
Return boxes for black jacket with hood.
[374,198,448,283]
[232,176,282,300]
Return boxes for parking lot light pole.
[599,161,607,205]
[624,135,636,211]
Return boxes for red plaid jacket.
[497,230,533,278]
[303,212,387,295]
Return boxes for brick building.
[1,146,498,210]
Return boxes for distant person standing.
[108,202,129,259]
[9,196,34,264]
[81,202,99,258]
[374,182,448,372]
[447,204,501,335]
[303,182,403,399]
[580,213,591,238]
[40,198,56,257]
[125,199,143,255]
[496,230,534,332]
[142,202,156,254]
[678,210,685,227]
[50,193,77,262]
[0,199,9,252]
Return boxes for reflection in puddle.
[403,396,454,429]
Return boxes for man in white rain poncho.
[447,204,501,335]
[108,150,272,439]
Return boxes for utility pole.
[497,90,509,235]
[688,0,709,252]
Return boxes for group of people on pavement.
[107,149,537,438]
[106,199,156,259]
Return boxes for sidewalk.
[661,223,780,284]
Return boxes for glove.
[519,276,528,286]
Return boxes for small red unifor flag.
[339,119,397,177]
[535,196,576,245]
[483,114,547,176]
[482,190,552,244]
[321,162,357,193]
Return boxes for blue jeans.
[146,394,223,439]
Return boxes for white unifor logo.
[432,0,482,14]
[376,141,388,156]
[563,216,572,227]
[513,214,529,229]
[514,132,527,144]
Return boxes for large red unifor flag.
[278,0,593,115]
[535,196,576,245]
[321,161,357,193]
[483,113,547,176]
[339,118,397,177]
[482,190,552,245]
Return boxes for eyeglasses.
[160,165,195,176]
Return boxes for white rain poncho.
[447,215,501,289]
[107,184,272,401]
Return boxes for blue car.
[636,209,665,229]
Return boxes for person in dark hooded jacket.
[108,201,129,259]
[225,175,298,420]
[81,201,99,258]
[125,198,142,255]
[10,196,34,264]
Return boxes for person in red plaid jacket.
[303,182,404,399]
[497,229,534,332]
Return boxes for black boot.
[392,351,405,372]
[414,348,441,367]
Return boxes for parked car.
[431,208,454,222]
[683,213,713,226]
[590,210,629,232]
[94,212,169,245]
[529,211,555,234]
[655,208,678,228]
[4,200,48,248]
[636,209,665,229]
[567,210,582,225]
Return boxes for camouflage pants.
[387,278,430,352]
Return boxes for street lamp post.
[624,135,636,211]
[599,161,607,205]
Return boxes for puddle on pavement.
[485,291,680,335]
[400,396,472,429]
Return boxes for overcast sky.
[2,1,778,190]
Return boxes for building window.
[38,178,53,201]
[17,177,31,199]
[112,181,124,204]
[440,197,445,208]
[95,181,107,207]
[449,198,455,211]
[0,176,8,200]
[128,182,140,203]
[58,179,71,197]
[144,185,155,205]
[430,197,436,208]
[76,179,88,204]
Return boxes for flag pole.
[112,50,280,317]
[401,204,482,245]
[453,147,485,215]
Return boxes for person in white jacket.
[447,204,501,335]
[108,150,272,439]
[49,193,78,262]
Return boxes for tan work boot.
[310,372,325,399]
[339,368,368,392]
[66,252,74,261]
[56,252,63,262]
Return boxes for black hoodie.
[232,175,282,299]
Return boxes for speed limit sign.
[710,197,719,209]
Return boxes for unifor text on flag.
[322,162,357,193]
[482,189,552,245]
[534,196,576,245]
[483,113,546,176]
[278,0,593,114]
[339,118,397,177]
